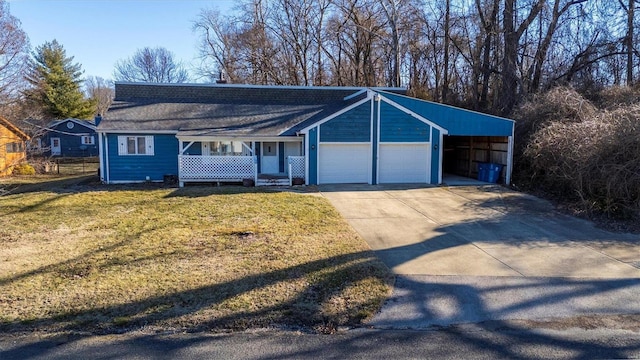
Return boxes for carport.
[442,135,510,183]
[378,92,515,185]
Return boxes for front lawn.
[0,177,391,333]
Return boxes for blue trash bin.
[477,163,489,182]
[486,163,503,183]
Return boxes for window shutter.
[146,136,154,155]
[117,136,126,155]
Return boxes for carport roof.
[380,91,515,137]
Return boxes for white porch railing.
[179,155,257,184]
[288,156,306,185]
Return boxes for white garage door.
[319,144,370,184]
[379,143,430,183]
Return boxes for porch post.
[288,157,292,186]
[253,155,258,184]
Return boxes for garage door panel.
[379,144,430,183]
[319,144,370,184]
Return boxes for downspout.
[375,93,381,185]
[98,131,105,182]
[104,134,110,184]
[506,131,514,185]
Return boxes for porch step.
[256,178,290,186]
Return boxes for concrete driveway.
[321,184,640,328]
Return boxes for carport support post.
[467,137,473,177]
[506,135,514,185]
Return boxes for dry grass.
[0,177,391,334]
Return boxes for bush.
[12,163,36,176]
[592,85,640,109]
[514,86,640,219]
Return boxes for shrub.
[514,86,640,219]
[12,163,36,176]
[592,85,640,109]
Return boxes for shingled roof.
[100,83,388,137]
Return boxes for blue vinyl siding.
[431,128,441,184]
[309,127,318,184]
[320,102,371,142]
[45,120,98,157]
[279,142,285,172]
[106,134,178,182]
[380,102,430,142]
[255,142,261,173]
[381,92,514,136]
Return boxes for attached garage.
[378,143,430,183]
[318,143,370,184]
[302,90,514,186]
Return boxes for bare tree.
[499,0,545,115]
[114,47,190,83]
[85,76,114,116]
[618,0,637,85]
[0,0,29,107]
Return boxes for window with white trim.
[81,136,95,145]
[117,136,154,155]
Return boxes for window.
[5,142,24,153]
[205,141,246,156]
[118,136,154,155]
[81,136,95,145]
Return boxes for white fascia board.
[96,130,179,135]
[343,88,367,101]
[107,180,164,184]
[378,95,449,134]
[49,118,97,130]
[176,135,303,142]
[298,95,373,134]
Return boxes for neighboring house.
[0,116,29,176]
[98,82,515,186]
[37,118,98,157]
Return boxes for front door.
[261,142,278,174]
[51,138,61,156]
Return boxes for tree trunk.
[627,0,634,86]
[499,0,545,115]
[442,0,450,102]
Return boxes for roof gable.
[0,116,29,140]
[48,118,96,131]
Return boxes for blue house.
[40,118,98,157]
[98,83,514,186]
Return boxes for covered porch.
[176,136,305,187]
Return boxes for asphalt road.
[2,327,640,360]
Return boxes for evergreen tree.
[24,40,96,120]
